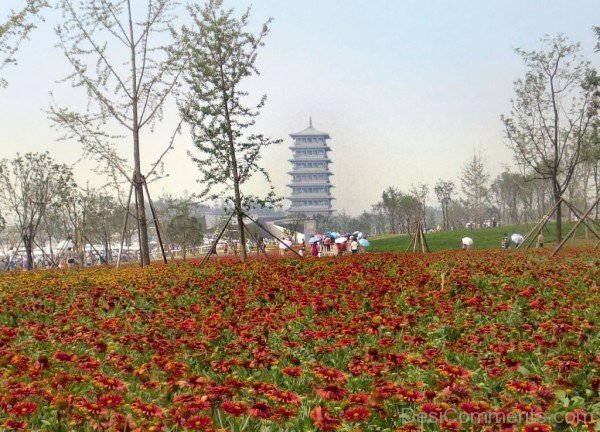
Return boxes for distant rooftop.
[290,118,331,138]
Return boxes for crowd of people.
[281,231,369,258]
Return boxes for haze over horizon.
[1,0,599,216]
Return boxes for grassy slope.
[370,220,599,252]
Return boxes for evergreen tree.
[460,152,490,226]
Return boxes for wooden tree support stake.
[552,194,600,256]
[519,198,563,250]
[243,213,304,259]
[199,212,235,267]
[116,183,134,269]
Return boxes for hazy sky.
[1,0,599,215]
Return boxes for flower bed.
[0,249,598,431]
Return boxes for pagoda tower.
[287,119,334,217]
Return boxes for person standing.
[350,237,359,254]
[536,233,544,248]
[502,233,510,250]
[311,241,319,257]
[324,236,331,252]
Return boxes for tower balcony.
[287,169,334,175]
[288,145,331,151]
[288,158,332,164]
[287,192,333,199]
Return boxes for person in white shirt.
[350,237,359,254]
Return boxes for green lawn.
[369,220,599,252]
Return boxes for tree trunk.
[23,229,33,270]
[127,0,150,267]
[220,77,246,262]
[554,183,562,243]
[134,171,150,265]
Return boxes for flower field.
[0,249,599,431]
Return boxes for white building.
[287,120,334,217]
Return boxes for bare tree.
[0,152,75,269]
[502,35,599,241]
[49,0,182,266]
[0,0,47,87]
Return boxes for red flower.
[460,400,490,413]
[521,423,552,432]
[565,409,594,426]
[348,393,369,404]
[313,365,347,383]
[514,403,542,415]
[316,385,348,401]
[77,399,104,416]
[437,363,472,380]
[267,389,301,406]
[441,419,461,431]
[282,366,302,377]
[341,406,370,422]
[422,402,449,420]
[98,394,124,409]
[310,406,341,431]
[4,419,27,430]
[53,351,77,362]
[9,402,37,416]
[221,401,247,417]
[185,415,212,430]
[130,399,164,419]
[248,402,271,419]
[506,380,536,394]
[93,375,127,391]
[398,388,424,402]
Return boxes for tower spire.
[309,116,312,128]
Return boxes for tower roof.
[290,118,330,138]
